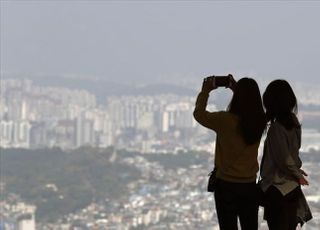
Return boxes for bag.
[207,168,218,192]
[296,187,313,226]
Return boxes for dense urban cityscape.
[0,78,199,152]
[1,78,320,229]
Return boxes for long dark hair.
[228,78,266,145]
[263,79,300,130]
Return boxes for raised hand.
[227,74,237,91]
[299,176,309,186]
[201,76,216,93]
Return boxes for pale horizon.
[1,1,320,84]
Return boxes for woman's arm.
[193,91,219,130]
[193,77,221,131]
[193,75,236,131]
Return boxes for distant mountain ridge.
[2,73,197,103]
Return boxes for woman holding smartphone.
[193,75,266,230]
[260,79,312,230]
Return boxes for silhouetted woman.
[193,76,266,230]
[260,79,312,230]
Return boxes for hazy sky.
[1,1,320,84]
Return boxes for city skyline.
[1,77,319,152]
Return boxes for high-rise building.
[17,213,36,230]
[30,121,47,149]
[76,112,94,147]
[16,204,36,230]
[99,114,114,147]
[0,120,31,148]
[0,120,14,147]
[13,121,31,148]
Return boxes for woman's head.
[228,78,266,145]
[263,79,299,129]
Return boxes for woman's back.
[194,110,260,182]
[261,120,302,195]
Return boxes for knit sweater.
[193,91,260,183]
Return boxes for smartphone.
[214,76,230,87]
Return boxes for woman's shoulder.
[267,121,287,138]
[206,111,239,126]
[269,119,300,136]
[270,121,286,131]
[218,111,239,120]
